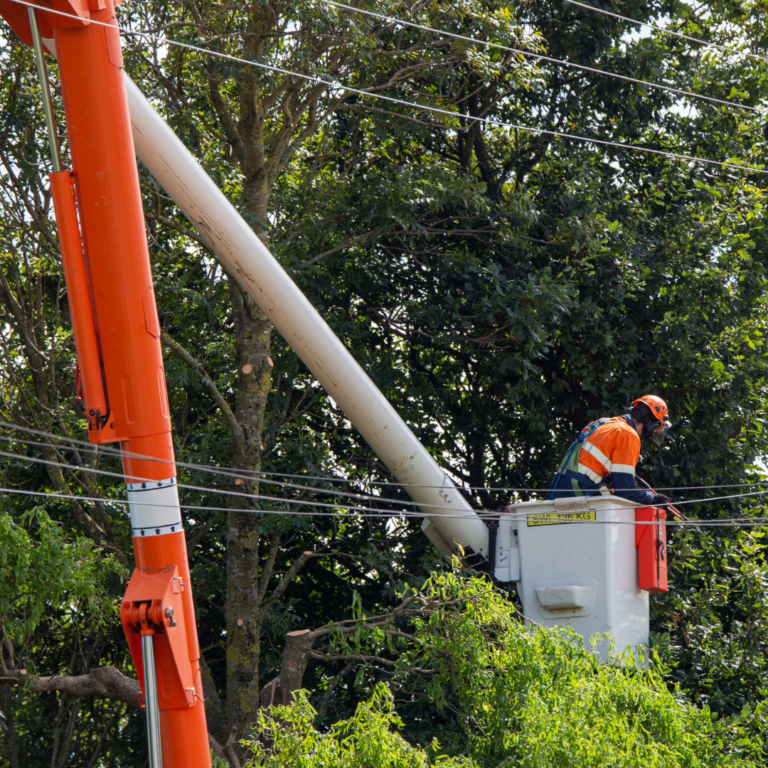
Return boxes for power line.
[563,0,768,69]
[1,481,768,526]
[0,443,709,517]
[2,437,768,515]
[1,423,508,496]
[7,0,768,177]
[0,483,467,520]
[2,422,767,495]
[318,0,763,115]
[0,445,474,514]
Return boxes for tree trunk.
[225,277,274,737]
[201,6,335,739]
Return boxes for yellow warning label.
[527,510,596,527]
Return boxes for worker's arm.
[611,470,657,505]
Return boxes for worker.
[546,395,671,505]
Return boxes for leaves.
[3,0,768,763]
[249,573,757,767]
[246,683,472,768]
[0,507,125,648]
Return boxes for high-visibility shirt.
[549,415,655,505]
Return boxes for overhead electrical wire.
[317,0,763,115]
[2,422,767,495]
[6,441,768,514]
[1,478,768,527]
[0,444,475,515]
[3,422,767,497]
[1,423,505,497]
[1,436,768,515]
[564,0,768,69]
[6,0,768,177]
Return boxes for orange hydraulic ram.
[0,2,212,765]
[50,171,108,431]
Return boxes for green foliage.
[246,684,471,768]
[654,525,768,724]
[0,507,125,647]
[250,573,759,768]
[4,0,768,763]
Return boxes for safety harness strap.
[547,418,610,499]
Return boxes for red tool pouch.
[635,506,668,593]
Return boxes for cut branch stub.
[259,629,315,709]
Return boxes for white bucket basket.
[494,495,649,661]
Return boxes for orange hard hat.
[632,395,670,445]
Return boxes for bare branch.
[0,148,60,252]
[300,232,379,268]
[319,662,352,717]
[0,666,140,709]
[145,210,211,249]
[261,550,314,612]
[256,535,281,604]
[207,73,245,166]
[1,666,236,765]
[306,594,427,640]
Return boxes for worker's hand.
[651,493,670,508]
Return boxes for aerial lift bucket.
[492,495,668,660]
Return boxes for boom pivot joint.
[120,566,202,710]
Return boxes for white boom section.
[122,76,489,561]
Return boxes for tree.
[124,0,548,739]
[0,508,128,768]
[2,0,768,763]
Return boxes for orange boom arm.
[0,2,211,765]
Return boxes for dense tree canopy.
[2,0,768,765]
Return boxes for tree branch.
[145,210,211,249]
[261,550,314,613]
[207,73,245,166]
[0,666,140,709]
[1,666,236,765]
